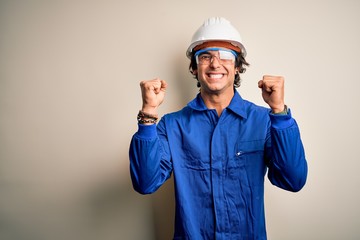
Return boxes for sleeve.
[265,108,308,192]
[129,119,172,194]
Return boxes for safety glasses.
[194,48,237,65]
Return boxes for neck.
[200,88,234,116]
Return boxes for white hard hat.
[186,17,246,58]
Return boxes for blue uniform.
[129,91,307,239]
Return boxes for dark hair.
[189,51,250,88]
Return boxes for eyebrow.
[198,51,211,55]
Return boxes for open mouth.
[207,73,225,79]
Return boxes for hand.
[140,78,167,114]
[258,75,285,113]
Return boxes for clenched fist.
[140,78,168,114]
[258,75,285,113]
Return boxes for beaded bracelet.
[137,118,157,124]
[137,110,159,120]
[137,110,159,124]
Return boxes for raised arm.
[259,75,307,191]
[129,78,172,194]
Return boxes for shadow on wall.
[0,159,157,240]
[87,167,156,240]
[173,52,200,106]
[151,177,175,240]
[150,53,197,240]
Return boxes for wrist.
[141,105,158,115]
[272,105,288,115]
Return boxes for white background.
[1,0,359,239]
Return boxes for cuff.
[269,108,295,129]
[136,123,158,139]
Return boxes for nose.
[210,55,221,68]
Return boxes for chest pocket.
[180,145,211,170]
[236,139,264,159]
[230,139,266,186]
[178,132,211,170]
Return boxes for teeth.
[209,74,223,79]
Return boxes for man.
[129,17,307,239]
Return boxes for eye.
[199,54,211,61]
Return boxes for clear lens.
[219,50,235,61]
[195,48,237,65]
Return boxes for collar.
[187,90,248,119]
